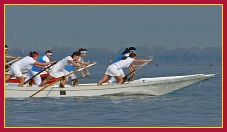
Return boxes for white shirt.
[42,55,50,62]
[114,57,134,69]
[52,56,73,70]
[49,56,73,78]
[11,56,36,71]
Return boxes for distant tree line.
[7,46,222,66]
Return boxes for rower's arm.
[6,56,21,59]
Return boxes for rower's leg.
[59,76,66,88]
[39,75,52,87]
[5,74,12,82]
[97,74,109,85]
[72,79,79,86]
[115,76,123,84]
[17,76,25,87]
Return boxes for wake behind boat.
[5,73,217,98]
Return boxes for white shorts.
[25,70,42,85]
[105,64,121,76]
[108,69,125,83]
[49,67,64,78]
[6,64,23,77]
[119,69,125,76]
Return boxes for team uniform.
[63,56,84,81]
[109,53,130,83]
[25,55,50,85]
[6,56,36,77]
[49,56,75,78]
[105,57,134,77]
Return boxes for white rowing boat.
[5,73,217,98]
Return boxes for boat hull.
[5,74,216,98]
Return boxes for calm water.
[5,64,222,127]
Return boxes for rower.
[5,45,22,71]
[25,50,54,86]
[62,48,96,86]
[107,47,137,84]
[97,53,152,85]
[38,51,87,88]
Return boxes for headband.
[129,50,136,53]
[46,53,52,56]
[80,51,87,54]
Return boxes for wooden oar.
[29,63,96,98]
[24,61,57,85]
[6,58,21,65]
[122,62,149,84]
[5,58,21,72]
[127,74,135,82]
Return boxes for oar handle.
[124,62,149,78]
[60,64,95,87]
[122,62,149,83]
[6,58,21,65]
[66,75,86,83]
[139,61,149,68]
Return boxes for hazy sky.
[5,5,222,50]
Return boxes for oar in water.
[122,62,149,84]
[24,61,57,85]
[29,63,96,98]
